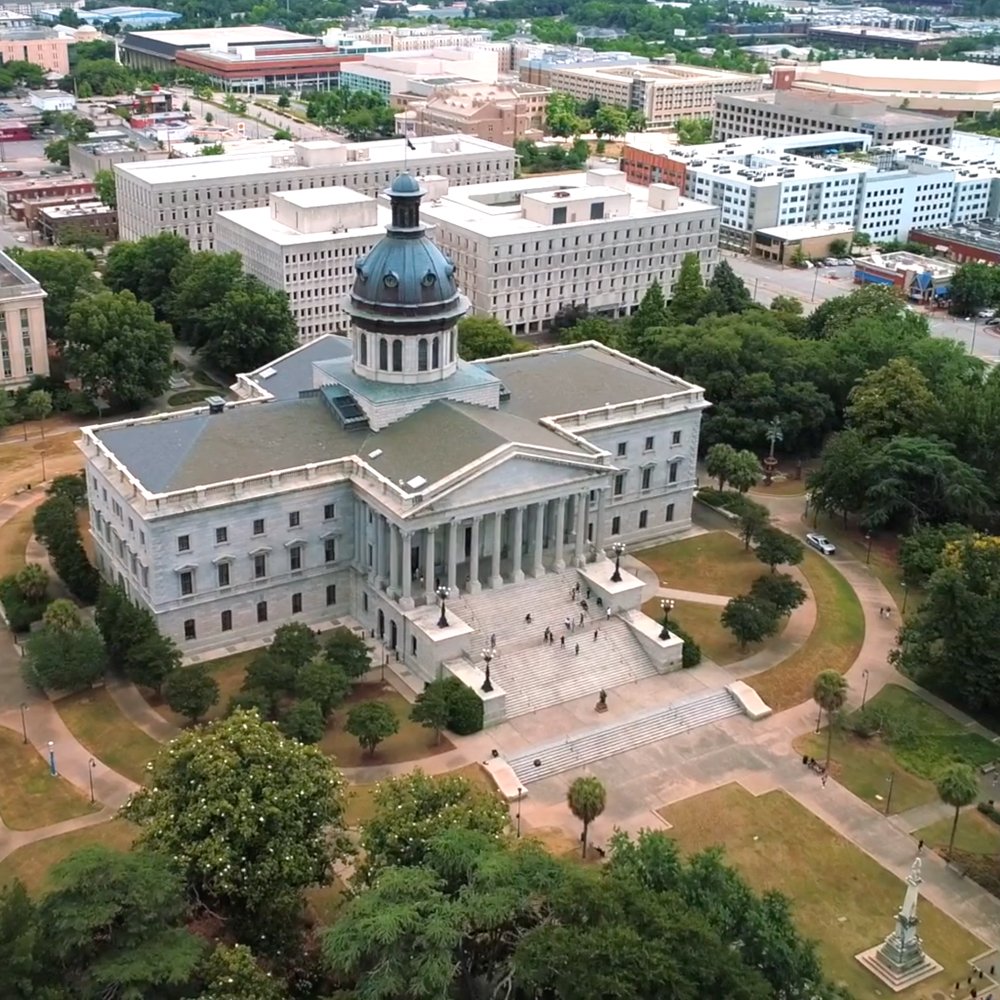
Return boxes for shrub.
[442,677,484,735]
[977,800,1000,827]
[280,698,325,744]
[670,624,702,668]
[847,704,887,738]
[0,574,47,631]
[33,494,98,603]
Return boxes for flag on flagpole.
[406,137,416,151]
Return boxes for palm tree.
[567,775,606,859]
[936,762,978,862]
[812,670,848,770]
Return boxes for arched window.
[392,338,403,372]
[417,338,428,371]
[359,333,368,366]
[378,337,388,371]
[431,336,440,369]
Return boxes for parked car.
[806,533,836,556]
[978,308,996,319]
[838,258,854,266]
[823,257,838,266]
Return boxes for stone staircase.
[448,570,660,718]
[506,688,743,784]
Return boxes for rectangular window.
[666,502,675,522]
[326,583,337,606]
[217,563,230,587]
[179,571,193,596]
[641,467,652,491]
[220,610,232,632]
[616,442,627,457]
[611,515,621,535]
[671,430,682,445]
[644,435,654,452]
[215,526,227,544]
[324,503,336,520]
[256,600,268,623]
[253,553,267,579]
[324,538,336,563]
[177,534,190,552]
[668,462,679,484]
[639,509,648,529]
[613,473,625,497]
[183,618,196,640]
[289,545,302,572]
[291,592,302,614]
[253,518,265,535]
[288,511,300,528]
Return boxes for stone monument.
[856,857,943,991]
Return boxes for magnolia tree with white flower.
[122,709,350,950]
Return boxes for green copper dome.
[346,173,469,334]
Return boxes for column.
[468,515,481,594]
[424,526,437,604]
[511,506,525,583]
[531,501,545,577]
[595,487,608,555]
[373,513,383,585]
[574,491,587,567]
[389,523,400,598]
[553,496,566,572]
[490,509,503,589]
[400,531,413,608]
[447,520,458,592]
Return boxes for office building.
[805,25,949,54]
[81,174,704,719]
[418,169,719,335]
[36,201,118,245]
[0,250,48,390]
[0,176,95,220]
[114,133,516,249]
[339,47,501,98]
[0,28,68,75]
[121,26,319,70]
[713,91,954,147]
[517,47,648,88]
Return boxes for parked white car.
[806,533,836,556]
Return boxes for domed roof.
[346,173,469,333]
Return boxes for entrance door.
[377,609,385,639]
[390,620,398,650]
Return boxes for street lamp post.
[865,532,873,565]
[19,701,27,744]
[47,741,56,776]
[885,773,895,815]
[516,786,523,838]
[88,758,96,803]
[901,581,909,615]
[436,585,451,628]
[659,597,675,640]
[811,264,820,302]
[610,542,626,583]
[861,668,870,710]
[972,316,980,354]
[481,646,495,693]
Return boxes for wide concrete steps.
[506,688,742,784]
[493,617,658,719]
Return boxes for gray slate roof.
[245,335,352,401]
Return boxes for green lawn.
[660,783,985,1000]
[917,807,1000,857]
[750,547,864,712]
[56,689,164,785]
[641,596,787,665]
[636,531,768,597]
[0,727,99,829]
[0,819,136,894]
[322,683,454,768]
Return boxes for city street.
[725,253,1000,359]
[170,87,332,142]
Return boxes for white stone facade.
[0,250,48,391]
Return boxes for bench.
[981,762,997,775]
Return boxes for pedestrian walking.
[579,612,585,626]
[606,607,612,621]
[575,643,580,656]
[581,599,589,612]
[585,586,591,599]
[821,774,828,787]
[524,613,532,624]
[560,635,565,648]
[917,839,924,854]
[593,628,599,641]
[490,632,496,648]
[564,616,571,631]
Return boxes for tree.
[360,769,509,877]
[936,762,978,861]
[846,358,939,440]
[279,698,325,744]
[123,710,349,947]
[32,494,98,602]
[705,443,738,491]
[733,495,770,551]
[749,573,806,616]
[0,880,50,1000]
[456,315,521,360]
[410,678,453,745]
[127,630,181,694]
[668,252,707,324]
[24,618,105,692]
[812,669,848,770]
[721,594,780,651]
[899,522,973,585]
[22,389,51,442]
[770,294,803,316]
[296,655,350,717]
[727,449,761,493]
[242,652,295,718]
[626,280,668,355]
[199,276,297,375]
[39,846,203,999]
[105,233,191,319]
[753,526,804,573]
[44,137,69,167]
[41,597,80,630]
[62,290,173,409]
[163,664,219,724]
[9,247,101,342]
[93,168,116,208]
[592,105,629,139]
[277,94,290,109]
[324,626,371,679]
[949,261,1000,316]
[167,251,244,348]
[706,259,752,315]
[545,91,585,137]
[197,944,285,1000]
[346,700,399,758]
[14,563,47,603]
[828,238,849,257]
[567,775,606,858]
[268,621,320,670]
[676,116,713,144]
